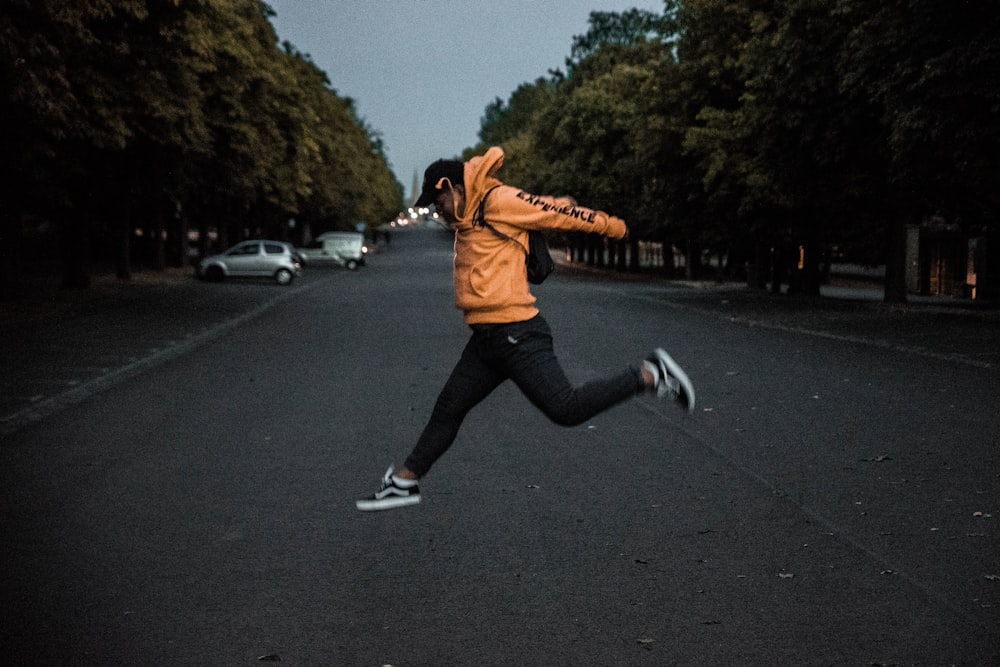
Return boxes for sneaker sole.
[655,348,695,413]
[355,495,422,511]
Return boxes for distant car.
[298,231,367,270]
[197,240,302,285]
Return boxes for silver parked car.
[197,240,302,286]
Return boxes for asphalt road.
[2,228,998,665]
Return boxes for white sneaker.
[647,348,695,412]
[356,466,421,511]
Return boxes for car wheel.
[274,268,294,285]
[205,265,224,282]
[346,259,358,270]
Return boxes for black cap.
[414,159,464,207]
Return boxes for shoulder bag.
[473,187,555,285]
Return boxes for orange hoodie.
[453,147,628,325]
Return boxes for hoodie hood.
[457,146,506,226]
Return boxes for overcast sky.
[266,0,664,202]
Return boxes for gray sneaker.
[356,466,421,511]
[648,348,695,412]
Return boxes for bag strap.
[474,185,526,254]
[472,186,498,227]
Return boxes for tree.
[1,1,148,288]
[672,1,781,283]
[719,0,896,296]
[528,44,656,267]
[839,0,1000,300]
[569,8,669,64]
[278,46,402,237]
[1,0,401,291]
[533,10,680,269]
[472,0,999,300]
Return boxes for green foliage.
[839,0,1000,222]
[474,0,1000,296]
[6,0,998,296]
[1,0,401,286]
[568,8,676,65]
[479,79,556,149]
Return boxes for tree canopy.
[475,2,1000,301]
[4,1,997,302]
[1,0,402,289]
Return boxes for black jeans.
[403,315,642,477]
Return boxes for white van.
[299,231,366,270]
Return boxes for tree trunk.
[586,234,597,266]
[168,200,187,268]
[770,245,785,294]
[976,229,1000,302]
[197,220,211,258]
[883,216,908,304]
[685,239,700,280]
[116,201,132,280]
[661,241,675,277]
[573,232,585,263]
[218,215,231,252]
[152,203,166,271]
[750,243,769,289]
[60,215,91,289]
[0,213,22,297]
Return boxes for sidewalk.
[554,257,1000,369]
[0,267,321,435]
